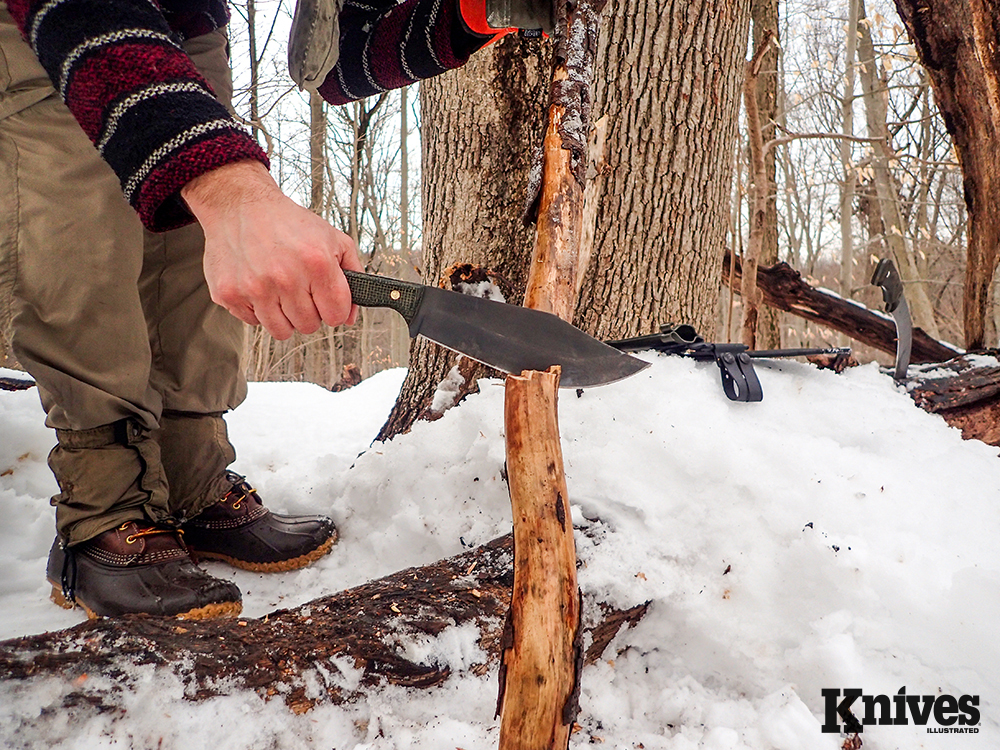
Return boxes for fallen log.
[0,375,35,391]
[722,251,958,363]
[907,353,1000,447]
[0,535,647,716]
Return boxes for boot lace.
[122,523,179,545]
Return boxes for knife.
[870,258,912,381]
[344,271,649,388]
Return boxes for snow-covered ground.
[1,354,998,749]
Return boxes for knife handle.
[344,270,424,323]
[871,258,904,313]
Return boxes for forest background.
[0,0,989,396]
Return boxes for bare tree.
[574,0,752,341]
[857,0,941,338]
[893,0,1000,348]
[751,0,783,348]
[839,0,861,310]
[378,37,552,440]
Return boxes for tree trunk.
[751,0,781,348]
[381,0,752,439]
[575,0,752,341]
[857,0,941,339]
[400,86,410,258]
[309,91,325,214]
[839,0,860,314]
[246,0,260,145]
[893,0,1000,349]
[741,35,775,349]
[377,38,552,440]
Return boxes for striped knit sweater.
[319,0,490,105]
[7,0,486,232]
[7,0,268,231]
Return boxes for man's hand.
[181,160,362,340]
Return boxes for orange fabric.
[458,0,511,37]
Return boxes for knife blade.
[344,271,649,388]
[871,258,912,380]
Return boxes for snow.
[2,354,999,748]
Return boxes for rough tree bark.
[574,0,752,341]
[381,0,753,440]
[376,38,552,440]
[741,35,776,349]
[909,355,1000,446]
[893,0,1000,349]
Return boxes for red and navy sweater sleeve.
[6,0,268,232]
[318,0,491,105]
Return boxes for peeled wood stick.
[498,3,603,747]
[498,367,580,750]
[522,0,605,324]
[522,85,583,323]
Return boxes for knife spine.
[344,271,425,324]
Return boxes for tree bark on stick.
[498,369,581,750]
[522,99,585,321]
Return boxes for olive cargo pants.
[0,5,246,544]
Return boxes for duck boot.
[182,472,338,572]
[47,521,242,619]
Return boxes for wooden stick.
[498,367,580,749]
[498,3,606,746]
[522,88,584,323]
[740,32,776,348]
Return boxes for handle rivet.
[390,290,401,300]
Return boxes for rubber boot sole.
[48,581,242,621]
[189,533,337,573]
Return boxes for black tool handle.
[344,271,425,324]
[871,258,904,313]
[747,347,852,359]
